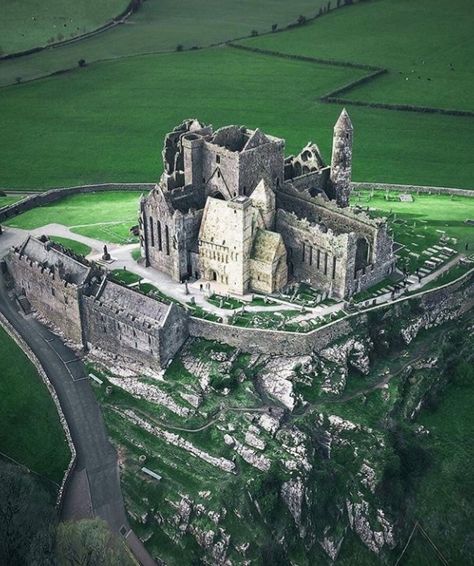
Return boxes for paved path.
[0,272,156,566]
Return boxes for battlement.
[276,209,349,244]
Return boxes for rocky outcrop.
[281,476,305,530]
[259,355,311,410]
[118,408,236,473]
[108,376,192,417]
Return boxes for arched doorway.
[209,270,218,281]
[212,191,225,200]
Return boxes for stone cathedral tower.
[330,108,353,208]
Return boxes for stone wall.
[82,295,163,371]
[189,315,355,357]
[82,290,189,370]
[8,251,84,345]
[190,269,474,356]
[352,182,474,197]
[276,209,349,298]
[0,183,151,224]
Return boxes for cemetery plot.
[351,190,474,275]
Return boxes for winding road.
[0,272,155,566]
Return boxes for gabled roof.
[199,197,230,243]
[250,178,275,210]
[243,128,270,151]
[250,229,285,264]
[100,280,170,327]
[20,236,91,285]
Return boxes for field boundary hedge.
[229,44,474,118]
[0,182,153,223]
[0,0,139,61]
[352,182,474,197]
[1,180,472,224]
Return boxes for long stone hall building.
[140,111,396,299]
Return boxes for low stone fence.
[190,268,474,355]
[0,182,154,223]
[352,182,474,197]
[0,311,76,509]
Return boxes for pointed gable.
[250,178,275,210]
[243,128,270,151]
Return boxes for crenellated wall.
[8,250,84,345]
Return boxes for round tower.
[330,108,353,208]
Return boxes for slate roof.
[20,236,91,285]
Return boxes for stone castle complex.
[140,110,396,298]
[4,111,396,371]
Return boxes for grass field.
[0,325,70,485]
[5,191,141,244]
[1,0,129,55]
[1,47,473,190]
[48,235,91,256]
[0,195,24,208]
[351,191,474,272]
[404,372,474,564]
[240,0,474,112]
[0,0,331,86]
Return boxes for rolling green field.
[5,191,141,244]
[48,235,91,256]
[0,0,331,86]
[1,46,473,190]
[0,325,70,485]
[1,0,129,55]
[240,0,474,112]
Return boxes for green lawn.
[110,268,141,286]
[1,0,129,55]
[0,195,25,208]
[48,235,91,256]
[240,0,474,112]
[0,0,332,86]
[1,47,473,191]
[0,326,70,486]
[4,191,141,244]
[351,190,474,272]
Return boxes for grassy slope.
[240,0,474,111]
[1,0,130,55]
[1,47,473,190]
[0,326,70,485]
[48,235,91,256]
[5,191,141,244]
[0,0,331,86]
[404,379,474,564]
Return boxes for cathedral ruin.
[140,110,396,298]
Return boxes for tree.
[56,518,136,566]
[0,462,57,566]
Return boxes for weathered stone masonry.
[6,236,189,369]
[140,111,396,299]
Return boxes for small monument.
[102,244,111,261]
